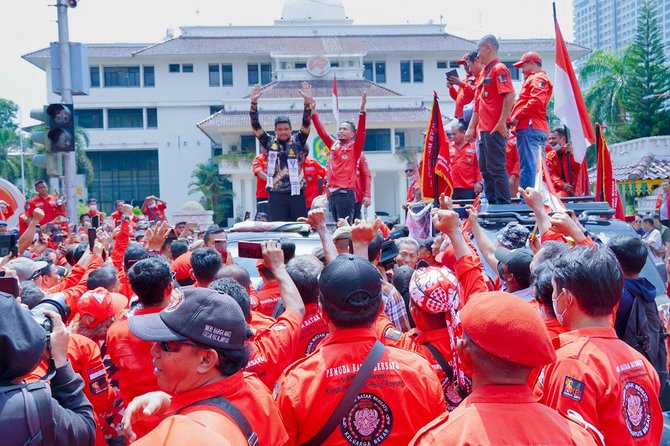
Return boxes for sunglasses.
[158,339,204,353]
[404,169,414,174]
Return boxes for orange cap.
[77,287,128,328]
[513,51,542,68]
[460,291,556,367]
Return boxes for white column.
[397,170,406,224]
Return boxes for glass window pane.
[437,61,447,69]
[108,109,143,128]
[364,129,391,152]
[295,63,307,69]
[222,64,233,86]
[363,62,373,81]
[143,66,155,87]
[248,64,259,85]
[169,64,180,73]
[90,67,100,88]
[182,64,193,73]
[209,64,220,87]
[260,64,272,84]
[210,105,224,115]
[147,108,158,128]
[103,66,140,87]
[400,61,411,83]
[240,135,256,152]
[413,61,423,83]
[74,109,103,129]
[503,62,520,81]
[375,62,386,83]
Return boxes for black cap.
[319,254,382,310]
[129,287,247,350]
[0,292,47,383]
[494,247,533,283]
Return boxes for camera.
[30,293,70,332]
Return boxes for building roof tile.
[588,153,670,182]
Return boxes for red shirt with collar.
[546,149,581,196]
[474,58,515,132]
[449,77,476,119]
[450,141,481,189]
[410,385,598,445]
[354,153,372,203]
[293,301,329,362]
[256,280,281,316]
[110,211,139,227]
[142,201,167,222]
[276,327,446,446]
[26,194,66,224]
[510,70,553,133]
[252,153,269,200]
[536,327,662,446]
[249,310,276,332]
[302,157,327,208]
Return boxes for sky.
[0,0,574,127]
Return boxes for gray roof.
[244,79,401,99]
[588,153,670,182]
[22,44,151,61]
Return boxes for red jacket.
[448,78,476,119]
[546,149,581,196]
[510,70,553,134]
[354,153,372,203]
[252,153,269,200]
[450,141,481,189]
[26,194,66,225]
[303,157,327,208]
[505,136,520,177]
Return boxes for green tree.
[621,0,670,139]
[0,99,18,131]
[188,160,234,225]
[74,127,95,186]
[579,49,630,141]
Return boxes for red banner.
[595,124,625,220]
[420,92,453,200]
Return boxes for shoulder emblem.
[623,381,652,438]
[384,327,402,341]
[497,73,508,83]
[560,376,585,401]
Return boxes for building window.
[331,61,340,67]
[222,64,233,86]
[90,67,100,88]
[400,61,411,83]
[375,62,386,83]
[449,61,460,68]
[169,64,180,73]
[363,62,373,81]
[260,64,272,84]
[248,63,271,85]
[364,129,392,152]
[295,63,307,69]
[209,106,224,115]
[247,64,259,85]
[209,64,220,87]
[108,109,144,129]
[502,62,520,81]
[436,61,448,69]
[146,108,158,128]
[143,66,155,87]
[413,61,424,83]
[240,135,257,152]
[103,66,140,87]
[74,109,103,129]
[182,64,193,73]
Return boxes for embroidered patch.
[87,364,108,395]
[164,289,184,312]
[305,332,328,355]
[622,382,651,438]
[383,327,402,341]
[497,73,508,83]
[340,393,392,445]
[560,376,585,401]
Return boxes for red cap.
[77,287,128,328]
[513,51,542,68]
[456,52,469,65]
[171,251,192,281]
[435,244,457,270]
[460,291,556,367]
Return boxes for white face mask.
[552,290,571,326]
[89,204,97,211]
[550,143,562,151]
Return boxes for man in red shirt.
[0,199,15,222]
[654,180,670,227]
[302,155,327,210]
[509,52,553,189]
[536,246,663,446]
[465,35,516,204]
[82,198,105,224]
[141,195,167,222]
[546,127,581,197]
[449,123,482,199]
[110,200,139,227]
[312,93,367,223]
[25,180,67,225]
[448,51,477,122]
[252,152,269,215]
[353,153,372,221]
[505,134,521,198]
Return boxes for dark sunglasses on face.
[158,340,204,353]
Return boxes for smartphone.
[454,207,469,219]
[0,277,20,297]
[244,211,251,221]
[92,215,100,229]
[237,241,263,259]
[88,227,97,252]
[446,69,458,80]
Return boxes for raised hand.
[250,84,263,103]
[299,81,313,105]
[360,92,367,113]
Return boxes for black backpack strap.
[28,382,55,446]
[302,340,387,446]
[424,342,469,399]
[183,395,258,446]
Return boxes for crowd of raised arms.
[0,33,669,446]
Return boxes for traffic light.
[66,0,77,7]
[29,106,48,149]
[46,103,75,152]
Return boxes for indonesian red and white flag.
[553,9,595,163]
[332,74,340,126]
[595,124,625,220]
[534,145,566,212]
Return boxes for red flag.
[595,124,625,220]
[575,159,590,196]
[420,92,453,200]
[553,5,596,163]
[534,145,566,212]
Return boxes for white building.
[23,0,589,224]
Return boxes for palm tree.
[579,49,631,141]
[188,160,234,225]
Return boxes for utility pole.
[56,0,77,223]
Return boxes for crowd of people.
[0,33,669,446]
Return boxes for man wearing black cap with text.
[494,247,533,301]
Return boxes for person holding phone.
[448,51,478,123]
[81,198,104,224]
[141,196,168,223]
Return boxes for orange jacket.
[111,219,135,299]
[546,149,581,195]
[245,309,303,389]
[256,280,281,316]
[165,371,289,445]
[276,327,446,446]
[106,307,164,438]
[410,385,598,445]
[293,301,329,362]
[132,415,239,446]
[536,327,662,446]
[449,78,476,119]
[450,141,481,190]
[303,157,327,208]
[473,59,515,132]
[510,70,553,134]
[249,310,276,332]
